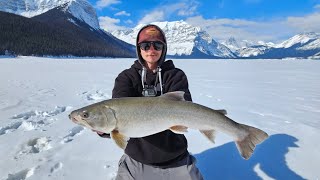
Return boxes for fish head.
[69,103,117,133]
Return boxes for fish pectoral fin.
[200,130,216,143]
[170,125,188,134]
[160,91,185,101]
[111,130,129,150]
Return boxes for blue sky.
[88,0,320,43]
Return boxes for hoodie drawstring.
[157,67,163,95]
[141,66,147,90]
[140,66,163,96]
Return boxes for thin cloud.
[164,1,199,17]
[177,2,199,16]
[99,16,126,32]
[115,11,130,16]
[286,12,320,33]
[138,11,165,24]
[124,19,133,24]
[186,11,320,43]
[186,16,277,42]
[137,1,199,24]
[95,0,121,9]
[314,4,320,9]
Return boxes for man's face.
[139,41,163,68]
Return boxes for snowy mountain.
[111,21,236,58]
[1,0,318,59]
[0,0,99,29]
[236,45,270,58]
[254,32,320,59]
[0,9,135,57]
[257,41,276,47]
[229,32,320,58]
[308,51,320,59]
[275,32,320,49]
[221,38,277,58]
[220,37,242,52]
[220,37,260,52]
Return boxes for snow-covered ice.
[0,56,319,180]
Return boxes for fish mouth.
[69,113,80,123]
[70,114,92,129]
[71,117,78,123]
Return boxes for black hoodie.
[112,59,192,166]
[107,24,192,166]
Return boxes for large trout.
[69,91,268,160]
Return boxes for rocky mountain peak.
[0,0,99,29]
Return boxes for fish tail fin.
[235,124,269,160]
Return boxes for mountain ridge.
[111,21,319,59]
[233,32,320,59]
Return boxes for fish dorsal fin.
[160,91,185,101]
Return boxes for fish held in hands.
[69,91,268,160]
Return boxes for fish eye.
[82,111,89,118]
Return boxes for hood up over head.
[136,24,167,67]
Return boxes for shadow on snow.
[194,134,306,180]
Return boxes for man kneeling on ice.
[69,24,269,180]
[94,24,203,179]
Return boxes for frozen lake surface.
[0,57,319,180]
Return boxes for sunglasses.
[139,41,164,51]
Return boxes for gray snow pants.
[115,154,204,180]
